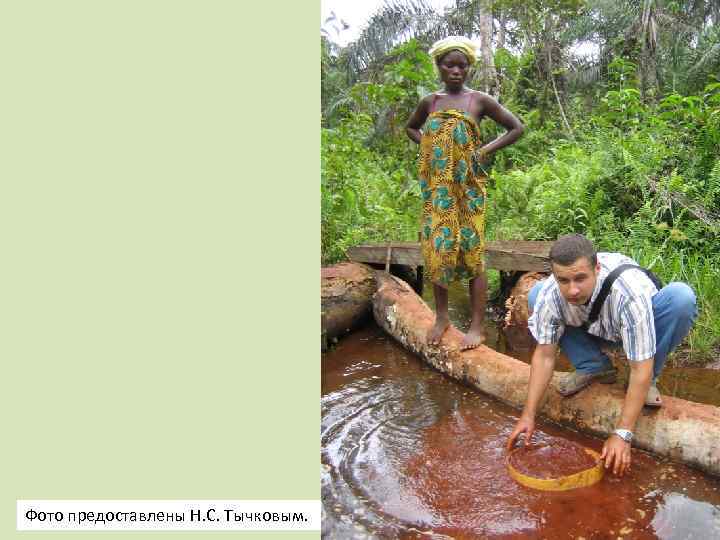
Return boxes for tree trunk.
[476,0,497,95]
[497,11,506,50]
[502,271,548,349]
[373,271,720,477]
[495,10,507,96]
[503,272,547,328]
[639,0,659,101]
[321,262,376,349]
[545,26,574,138]
[639,47,659,101]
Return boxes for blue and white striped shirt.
[528,252,659,361]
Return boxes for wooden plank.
[347,245,424,267]
[485,240,552,271]
[352,241,419,249]
[347,240,553,272]
[485,250,551,272]
[486,240,552,257]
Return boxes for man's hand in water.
[507,415,535,451]
[600,435,631,476]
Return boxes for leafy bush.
[321,113,420,264]
[321,42,720,359]
[486,76,720,358]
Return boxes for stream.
[321,279,720,538]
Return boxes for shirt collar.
[586,260,609,307]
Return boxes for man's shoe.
[645,383,663,407]
[556,368,618,397]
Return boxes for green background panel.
[0,1,318,537]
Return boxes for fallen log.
[502,271,547,350]
[321,262,377,349]
[504,271,547,328]
[372,272,720,477]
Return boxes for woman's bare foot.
[427,315,450,345]
[461,321,485,350]
[463,274,487,350]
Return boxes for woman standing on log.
[406,36,524,349]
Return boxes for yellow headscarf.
[428,36,478,65]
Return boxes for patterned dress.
[418,108,487,287]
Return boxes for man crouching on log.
[507,233,697,476]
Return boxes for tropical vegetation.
[321,0,720,361]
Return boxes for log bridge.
[347,240,552,293]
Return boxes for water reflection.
[322,325,720,538]
[651,492,720,539]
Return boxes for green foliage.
[322,37,353,127]
[322,41,439,264]
[349,39,437,144]
[486,72,720,358]
[321,113,420,264]
[321,12,720,358]
[488,144,601,240]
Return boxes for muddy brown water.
[321,280,720,538]
[509,439,599,480]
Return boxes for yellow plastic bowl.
[507,446,604,491]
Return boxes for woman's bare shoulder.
[416,93,439,112]
[470,90,498,103]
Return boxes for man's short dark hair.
[549,234,597,267]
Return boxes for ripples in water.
[322,324,720,539]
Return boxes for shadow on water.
[322,293,720,538]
